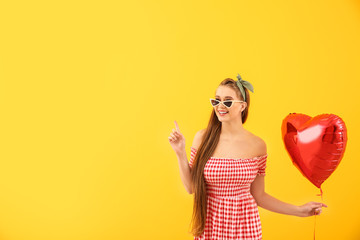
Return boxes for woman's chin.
[218,116,229,121]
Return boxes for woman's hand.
[168,121,186,155]
[297,201,328,217]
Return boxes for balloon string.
[314,214,316,240]
[316,187,323,201]
[313,187,323,240]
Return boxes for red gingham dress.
[189,147,268,240]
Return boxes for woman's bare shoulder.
[244,131,267,155]
[191,129,206,150]
[252,134,267,156]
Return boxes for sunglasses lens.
[211,99,219,106]
[224,101,232,108]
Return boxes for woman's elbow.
[251,191,265,206]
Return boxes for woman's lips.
[218,111,228,116]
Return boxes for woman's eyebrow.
[215,95,233,99]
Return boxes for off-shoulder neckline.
[190,146,267,160]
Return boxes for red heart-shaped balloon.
[281,113,347,188]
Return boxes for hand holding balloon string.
[297,201,328,217]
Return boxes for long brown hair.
[188,77,251,237]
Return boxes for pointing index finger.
[174,121,180,132]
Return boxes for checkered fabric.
[189,147,267,240]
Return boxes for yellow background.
[0,0,359,239]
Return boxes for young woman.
[168,74,327,240]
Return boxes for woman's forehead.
[215,86,237,98]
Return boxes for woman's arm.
[250,175,300,216]
[176,150,193,194]
[176,129,205,194]
[250,175,327,217]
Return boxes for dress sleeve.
[189,147,197,169]
[257,154,268,176]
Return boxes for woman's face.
[214,86,246,122]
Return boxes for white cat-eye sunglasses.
[209,98,245,109]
